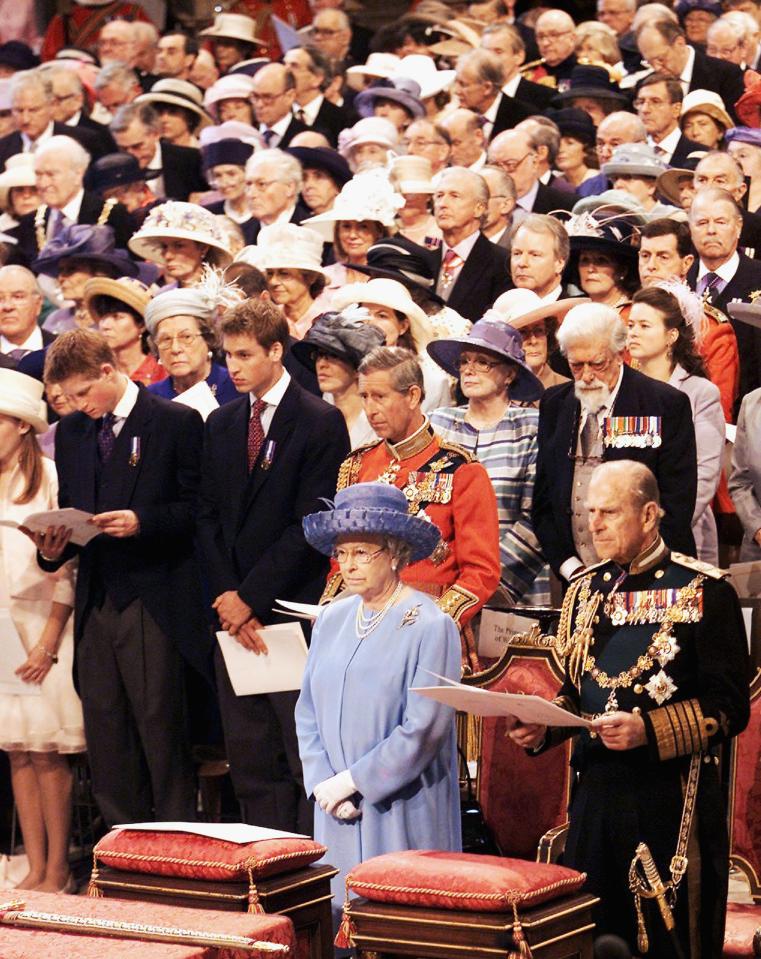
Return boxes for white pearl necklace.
[355,581,404,640]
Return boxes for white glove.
[333,800,361,822]
[313,770,357,815]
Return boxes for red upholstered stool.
[336,850,598,959]
[724,903,761,957]
[88,829,337,959]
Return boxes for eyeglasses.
[331,546,386,565]
[536,29,574,41]
[521,323,547,339]
[251,91,287,103]
[456,355,504,373]
[155,332,205,351]
[633,97,668,109]
[568,356,613,376]
[495,152,533,174]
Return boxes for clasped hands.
[505,710,647,752]
[213,591,269,655]
[313,771,360,821]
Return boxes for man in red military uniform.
[323,346,500,672]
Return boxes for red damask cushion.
[93,829,326,882]
[346,850,586,912]
[723,902,761,956]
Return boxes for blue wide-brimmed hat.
[355,77,426,120]
[32,224,139,279]
[303,482,441,564]
[85,153,162,193]
[285,146,352,188]
[426,319,544,403]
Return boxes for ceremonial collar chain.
[385,419,434,461]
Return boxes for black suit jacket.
[433,232,511,323]
[40,388,211,679]
[0,121,103,171]
[71,113,117,157]
[266,116,309,150]
[515,77,555,111]
[157,140,208,201]
[531,180,576,213]
[245,198,312,245]
[669,133,705,169]
[490,91,533,141]
[532,364,698,575]
[197,377,350,625]
[689,48,744,122]
[688,253,761,403]
[310,98,356,147]
[15,192,133,265]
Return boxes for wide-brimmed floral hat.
[301,169,404,241]
[128,201,233,268]
[302,482,441,564]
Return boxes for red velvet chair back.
[464,625,572,860]
[729,669,761,902]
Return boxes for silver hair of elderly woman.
[556,302,628,356]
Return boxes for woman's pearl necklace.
[355,580,404,640]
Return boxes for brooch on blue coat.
[399,605,421,628]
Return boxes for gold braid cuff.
[320,571,344,604]
[647,697,711,761]
[437,584,479,625]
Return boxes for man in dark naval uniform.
[508,460,750,958]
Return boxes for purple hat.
[725,127,761,148]
[426,319,544,403]
[32,224,138,279]
[355,77,426,120]
[303,482,441,563]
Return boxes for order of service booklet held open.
[413,672,593,728]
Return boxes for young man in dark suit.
[31,329,208,827]
[532,302,698,582]
[198,299,349,833]
[432,166,511,323]
[284,45,355,147]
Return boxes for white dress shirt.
[21,121,54,152]
[260,113,292,148]
[1,327,43,356]
[295,95,323,126]
[250,368,291,434]
[111,377,140,437]
[697,251,739,289]
[648,125,681,164]
[516,179,540,213]
[145,141,166,199]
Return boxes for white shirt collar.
[60,188,84,221]
[22,121,54,151]
[442,228,480,261]
[648,124,681,158]
[482,92,500,124]
[296,94,323,125]
[1,326,42,354]
[65,111,82,126]
[272,203,297,225]
[467,151,487,171]
[540,284,563,303]
[679,44,695,87]
[698,251,739,282]
[517,178,540,211]
[502,74,521,97]
[251,367,290,408]
[261,113,292,142]
[112,376,139,420]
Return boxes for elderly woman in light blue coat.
[628,285,725,564]
[295,483,462,929]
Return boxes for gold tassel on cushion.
[87,853,103,898]
[247,869,264,914]
[333,883,356,949]
[508,903,533,959]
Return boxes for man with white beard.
[531,303,699,580]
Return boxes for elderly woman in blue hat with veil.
[427,317,550,607]
[295,482,462,929]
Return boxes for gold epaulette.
[519,57,546,74]
[569,559,609,581]
[703,302,729,324]
[670,552,727,580]
[438,439,476,464]
[335,442,378,491]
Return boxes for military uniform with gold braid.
[323,420,501,673]
[541,536,750,957]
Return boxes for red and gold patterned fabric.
[0,888,294,958]
[345,850,585,912]
[723,902,761,956]
[93,830,325,882]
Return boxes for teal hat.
[302,483,441,564]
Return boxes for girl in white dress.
[0,370,84,892]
